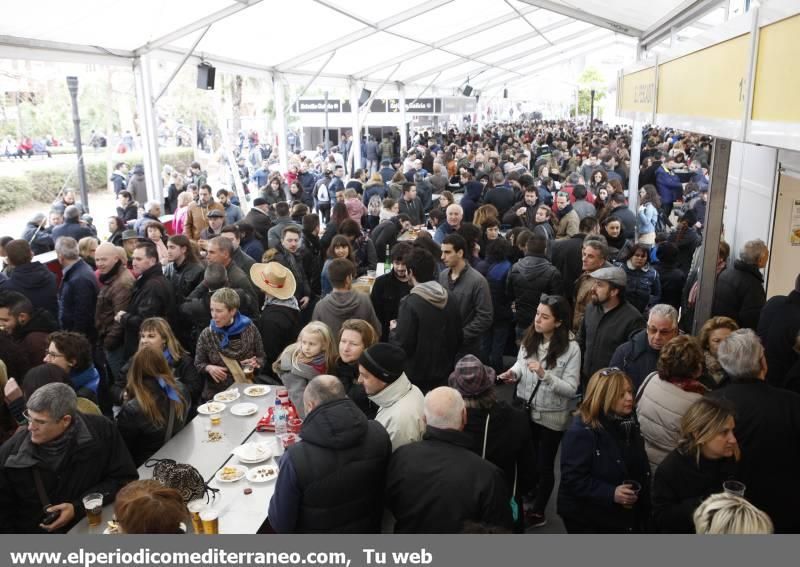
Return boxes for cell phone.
[41,507,60,526]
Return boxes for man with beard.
[370,243,413,342]
[0,291,57,371]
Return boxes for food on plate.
[214,390,239,402]
[220,466,243,481]
[244,386,268,397]
[252,467,277,480]
[199,402,225,414]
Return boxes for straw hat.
[250,262,296,300]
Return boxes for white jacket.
[636,373,703,472]
[512,340,581,431]
[369,373,425,452]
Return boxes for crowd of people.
[0,119,796,535]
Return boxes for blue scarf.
[70,366,100,394]
[163,348,175,366]
[210,312,252,348]
[157,377,182,402]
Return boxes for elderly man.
[578,266,645,384]
[710,329,800,533]
[358,343,425,452]
[244,196,272,244]
[434,204,463,244]
[267,375,391,533]
[134,201,162,236]
[94,243,134,382]
[711,239,769,330]
[609,304,680,390]
[0,383,138,533]
[55,237,98,338]
[385,387,513,533]
[204,236,258,310]
[200,209,226,242]
[51,205,93,242]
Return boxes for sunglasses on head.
[598,367,623,377]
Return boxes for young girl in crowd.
[321,235,355,296]
[273,321,338,417]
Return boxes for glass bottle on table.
[384,244,391,275]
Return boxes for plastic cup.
[187,500,206,534]
[82,493,104,527]
[622,480,641,509]
[723,480,746,497]
[200,509,219,534]
[210,414,222,426]
[242,363,255,383]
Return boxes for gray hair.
[582,236,609,259]
[209,236,233,258]
[648,304,678,328]
[304,375,345,407]
[424,387,465,430]
[716,329,764,380]
[64,205,80,221]
[27,383,77,420]
[739,239,768,265]
[145,200,161,213]
[29,212,46,226]
[54,236,80,260]
[210,287,240,310]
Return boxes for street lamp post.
[66,76,89,212]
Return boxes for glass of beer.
[82,493,104,527]
[242,362,255,383]
[200,509,219,535]
[187,500,205,534]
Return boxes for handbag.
[145,459,218,503]
[512,374,543,412]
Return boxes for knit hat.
[448,355,495,398]
[358,343,406,384]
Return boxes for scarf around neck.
[71,366,100,394]
[98,260,123,285]
[210,312,252,348]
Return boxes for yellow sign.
[619,67,656,114]
[656,34,749,119]
[752,14,800,122]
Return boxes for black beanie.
[358,343,406,384]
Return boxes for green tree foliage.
[574,68,607,118]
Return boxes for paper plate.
[230,402,258,417]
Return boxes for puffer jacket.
[711,260,766,330]
[636,373,705,473]
[369,373,425,452]
[506,254,564,330]
[512,341,581,431]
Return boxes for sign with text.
[619,67,656,115]
[294,99,340,113]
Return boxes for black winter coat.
[578,301,645,380]
[507,254,564,329]
[0,261,58,319]
[370,219,402,261]
[711,261,766,330]
[51,219,94,242]
[386,426,514,533]
[123,265,175,357]
[757,290,800,387]
[558,415,651,533]
[21,223,54,255]
[710,379,800,533]
[608,329,659,391]
[244,208,272,244]
[0,414,138,533]
[392,291,463,393]
[260,303,302,379]
[370,270,412,342]
[271,398,391,533]
[58,259,98,338]
[655,261,686,311]
[652,449,738,533]
[163,259,205,306]
[550,233,585,305]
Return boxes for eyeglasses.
[44,351,65,359]
[23,410,60,426]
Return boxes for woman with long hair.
[145,222,169,265]
[557,368,651,533]
[499,294,580,528]
[107,217,126,247]
[335,319,379,417]
[319,201,350,253]
[590,169,608,193]
[638,184,661,245]
[117,346,189,466]
[338,219,377,277]
[321,235,355,296]
[172,191,193,236]
[652,397,740,533]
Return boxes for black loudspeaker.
[197,63,216,90]
[462,84,473,97]
[358,88,372,106]
[503,88,508,99]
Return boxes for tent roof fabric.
[0,0,709,90]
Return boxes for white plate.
[215,465,247,483]
[213,389,240,403]
[197,402,226,415]
[246,464,278,483]
[243,385,270,397]
[230,402,258,417]
[233,442,272,463]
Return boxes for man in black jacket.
[507,234,564,340]
[710,329,800,533]
[392,248,463,393]
[398,183,424,226]
[0,239,59,319]
[551,217,598,306]
[371,214,411,262]
[118,241,175,357]
[55,237,98,338]
[386,386,513,533]
[371,243,413,341]
[268,376,391,533]
[243,197,272,244]
[609,304,679,390]
[757,273,800,387]
[0,383,137,533]
[712,239,768,330]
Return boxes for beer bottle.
[384,245,392,274]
